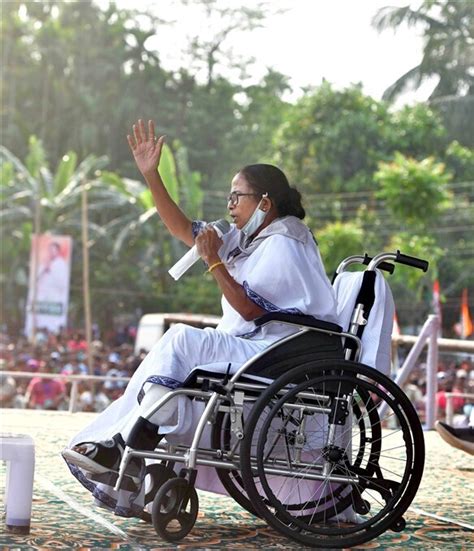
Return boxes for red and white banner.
[25,234,73,336]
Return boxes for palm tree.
[373,0,474,101]
[0,137,109,239]
[0,137,116,330]
[1,136,206,330]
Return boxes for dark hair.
[239,164,305,219]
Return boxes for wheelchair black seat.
[254,311,342,333]
[184,326,344,387]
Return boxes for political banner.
[25,234,73,336]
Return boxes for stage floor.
[1,409,473,549]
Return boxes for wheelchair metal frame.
[114,251,408,490]
[112,250,428,547]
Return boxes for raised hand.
[127,119,165,177]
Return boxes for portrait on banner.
[25,234,73,336]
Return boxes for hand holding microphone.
[168,219,231,280]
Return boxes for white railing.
[390,314,474,429]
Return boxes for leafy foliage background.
[1,0,472,335]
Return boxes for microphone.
[168,219,231,281]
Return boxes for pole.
[393,316,435,390]
[30,199,42,344]
[446,395,454,426]
[81,182,93,376]
[426,315,440,430]
[378,315,435,422]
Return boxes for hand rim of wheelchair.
[242,361,423,545]
[151,477,199,542]
[257,374,410,535]
[239,359,425,548]
[211,367,382,522]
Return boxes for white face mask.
[240,194,269,247]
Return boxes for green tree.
[0,136,211,331]
[1,1,167,166]
[238,70,292,163]
[444,140,474,181]
[1,0,289,196]
[273,83,447,196]
[273,83,392,195]
[373,0,474,101]
[0,137,109,329]
[386,233,444,326]
[374,152,452,228]
[180,0,267,89]
[316,221,365,276]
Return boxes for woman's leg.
[121,383,178,446]
[63,324,268,516]
[121,384,176,438]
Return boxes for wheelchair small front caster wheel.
[152,477,199,542]
[390,516,406,532]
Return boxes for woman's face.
[227,173,261,229]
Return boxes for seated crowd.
[0,327,145,413]
[403,357,473,426]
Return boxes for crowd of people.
[0,327,145,413]
[1,326,472,427]
[402,356,473,427]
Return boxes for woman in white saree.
[62,119,338,518]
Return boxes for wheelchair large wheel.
[240,359,425,548]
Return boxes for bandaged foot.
[62,433,142,483]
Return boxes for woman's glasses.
[227,191,260,206]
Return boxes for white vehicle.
[134,313,221,355]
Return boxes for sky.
[109,0,433,105]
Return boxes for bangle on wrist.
[207,261,224,273]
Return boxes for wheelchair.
[113,250,428,548]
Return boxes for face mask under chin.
[239,196,269,248]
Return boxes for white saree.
[66,215,339,517]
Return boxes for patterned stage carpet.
[1,409,473,550]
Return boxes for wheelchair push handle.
[334,254,395,277]
[367,250,429,272]
[362,254,395,274]
[395,250,429,272]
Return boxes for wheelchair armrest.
[254,312,342,333]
